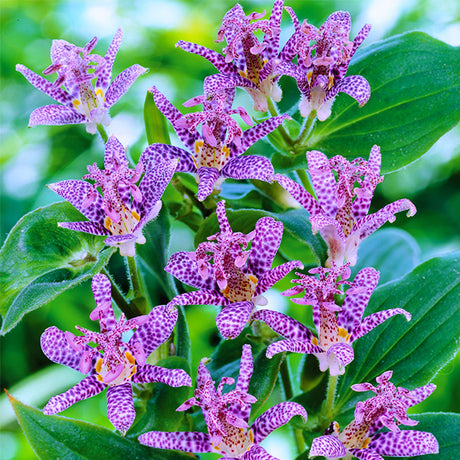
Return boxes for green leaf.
[335,251,460,420]
[0,202,114,335]
[128,356,191,437]
[351,228,421,285]
[307,32,460,173]
[8,392,191,460]
[194,208,327,266]
[144,91,171,145]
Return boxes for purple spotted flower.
[139,344,307,459]
[253,264,411,375]
[278,9,371,120]
[176,0,284,112]
[16,29,147,133]
[165,200,303,339]
[310,371,439,459]
[275,146,417,266]
[143,86,287,201]
[47,136,176,256]
[40,274,192,434]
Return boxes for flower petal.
[243,444,278,460]
[221,154,274,181]
[405,383,437,407]
[167,289,228,309]
[106,383,136,434]
[105,64,148,108]
[57,221,109,236]
[329,74,371,107]
[141,143,197,173]
[29,105,86,127]
[350,449,384,460]
[215,301,254,339]
[197,167,220,201]
[90,274,115,325]
[132,364,192,387]
[266,339,322,358]
[139,430,212,452]
[252,402,307,443]
[96,28,122,91]
[309,434,347,458]
[368,430,439,457]
[43,375,105,415]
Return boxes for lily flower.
[16,29,147,133]
[165,200,303,339]
[279,9,371,120]
[47,136,177,257]
[139,344,307,459]
[176,0,285,112]
[40,274,192,434]
[253,264,411,376]
[275,146,416,266]
[309,371,439,459]
[143,86,288,201]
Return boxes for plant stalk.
[96,124,109,143]
[295,112,317,146]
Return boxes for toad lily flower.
[253,264,411,376]
[165,200,303,339]
[139,344,307,459]
[48,136,177,256]
[16,28,147,133]
[275,146,417,266]
[144,86,288,201]
[279,9,371,120]
[40,274,192,434]
[309,371,439,459]
[176,0,285,112]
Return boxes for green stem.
[267,98,294,147]
[295,112,317,146]
[324,374,339,420]
[126,255,150,315]
[96,124,108,143]
[296,168,316,198]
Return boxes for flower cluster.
[12,1,442,459]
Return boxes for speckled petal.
[197,167,220,201]
[43,375,105,415]
[236,115,289,155]
[327,342,354,374]
[309,434,347,458]
[215,301,254,339]
[167,289,228,309]
[222,155,274,181]
[132,364,192,387]
[47,179,105,224]
[40,326,90,372]
[274,174,322,215]
[252,402,307,443]
[141,144,197,173]
[236,344,254,393]
[368,430,439,456]
[90,274,114,324]
[351,308,411,341]
[105,64,148,108]
[255,260,304,296]
[337,267,380,333]
[244,444,278,460]
[405,383,437,407]
[139,431,212,452]
[351,449,384,460]
[266,339,322,358]
[129,305,178,357]
[106,383,135,434]
[58,221,109,236]
[96,28,122,91]
[29,105,86,127]
[252,309,315,342]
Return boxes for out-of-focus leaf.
[351,228,421,284]
[335,251,460,421]
[8,392,191,460]
[0,202,114,335]
[144,91,171,145]
[128,356,191,437]
[307,32,460,173]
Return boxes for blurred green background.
[1,0,459,458]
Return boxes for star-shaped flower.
[143,86,287,201]
[48,136,177,256]
[279,9,371,120]
[253,264,411,376]
[275,146,416,266]
[40,274,192,434]
[16,29,147,133]
[176,0,285,112]
[309,371,439,459]
[139,344,307,459]
[165,200,303,339]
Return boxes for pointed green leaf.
[8,392,191,460]
[335,251,460,419]
[144,91,171,145]
[307,32,460,173]
[0,202,114,335]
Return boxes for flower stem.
[324,374,339,420]
[96,124,109,143]
[126,255,150,315]
[267,98,294,147]
[295,112,316,146]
